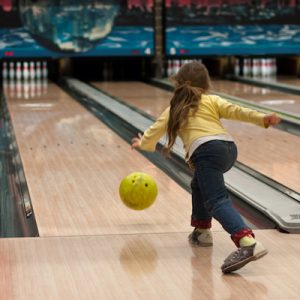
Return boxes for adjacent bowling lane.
[274,76,300,87]
[92,81,300,194]
[4,82,225,236]
[249,75,300,88]
[212,79,300,117]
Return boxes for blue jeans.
[190,140,248,236]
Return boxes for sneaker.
[221,241,268,274]
[188,228,213,247]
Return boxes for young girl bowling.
[131,61,281,273]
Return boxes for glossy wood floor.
[93,81,300,194]
[2,80,300,299]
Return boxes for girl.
[131,62,281,273]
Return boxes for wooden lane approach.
[92,81,300,195]
[1,230,300,299]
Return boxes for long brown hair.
[165,61,211,154]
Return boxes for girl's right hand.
[264,113,281,127]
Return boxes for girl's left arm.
[131,107,170,152]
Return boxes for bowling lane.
[211,79,300,117]
[92,81,300,194]
[4,81,224,237]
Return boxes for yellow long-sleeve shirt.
[140,94,267,156]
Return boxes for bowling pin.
[167,59,173,77]
[242,59,248,76]
[266,58,272,77]
[234,58,240,76]
[9,62,15,80]
[261,59,268,77]
[42,61,48,78]
[252,59,260,77]
[2,61,8,79]
[36,61,41,79]
[23,62,29,80]
[16,62,22,80]
[257,59,262,77]
[29,62,35,79]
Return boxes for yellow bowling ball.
[119,172,158,210]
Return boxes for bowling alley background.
[0,0,299,80]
